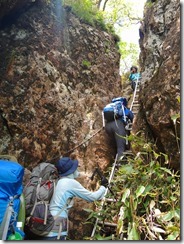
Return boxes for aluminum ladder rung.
[132,110,139,113]
[123,150,134,156]
[105,198,117,203]
[98,221,117,227]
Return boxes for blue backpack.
[103,97,127,122]
[103,100,124,122]
[111,97,127,107]
[0,155,25,240]
[103,97,130,124]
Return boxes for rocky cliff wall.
[0,0,121,169]
[0,0,122,238]
[134,0,180,170]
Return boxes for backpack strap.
[57,222,62,240]
[0,196,17,240]
[121,104,127,124]
[30,179,41,216]
[53,198,72,240]
[53,199,71,220]
[44,202,49,225]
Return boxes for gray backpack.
[23,162,59,236]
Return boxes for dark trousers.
[24,225,66,240]
[105,119,126,161]
[131,80,136,91]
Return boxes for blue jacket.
[129,72,141,81]
[48,174,106,237]
[119,106,134,124]
[124,107,134,123]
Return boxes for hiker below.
[103,97,134,162]
[129,66,141,91]
[26,156,108,240]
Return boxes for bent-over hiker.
[25,155,108,240]
[104,97,134,161]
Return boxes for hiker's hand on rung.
[101,177,108,188]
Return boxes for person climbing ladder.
[129,66,141,92]
[103,97,134,162]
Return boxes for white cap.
[16,222,22,228]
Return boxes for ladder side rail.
[91,154,118,238]
[130,78,140,111]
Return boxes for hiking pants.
[131,80,136,91]
[105,119,126,161]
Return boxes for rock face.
[135,0,180,170]
[0,0,121,168]
[0,0,121,239]
[0,0,32,27]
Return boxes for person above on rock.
[129,66,141,91]
[41,155,108,240]
[103,97,134,162]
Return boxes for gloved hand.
[100,177,108,188]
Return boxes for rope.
[63,126,104,156]
[44,126,104,163]
[44,87,138,165]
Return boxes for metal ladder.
[130,78,141,115]
[90,151,135,239]
[90,79,141,240]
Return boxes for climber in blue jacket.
[129,66,141,91]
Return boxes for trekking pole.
[90,167,116,200]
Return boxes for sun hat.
[56,157,79,176]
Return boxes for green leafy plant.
[82,59,91,68]
[145,0,157,8]
[85,133,180,240]
[63,0,107,29]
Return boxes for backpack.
[23,162,60,236]
[103,98,127,123]
[103,101,122,122]
[111,97,127,107]
[112,97,133,125]
[0,155,25,240]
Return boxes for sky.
[117,0,147,45]
[112,0,147,73]
[99,0,147,45]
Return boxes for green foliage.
[118,41,139,72]
[86,133,180,240]
[63,0,108,30]
[118,41,138,60]
[63,0,142,69]
[82,59,91,68]
[100,0,145,72]
[145,0,157,8]
[102,0,141,26]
